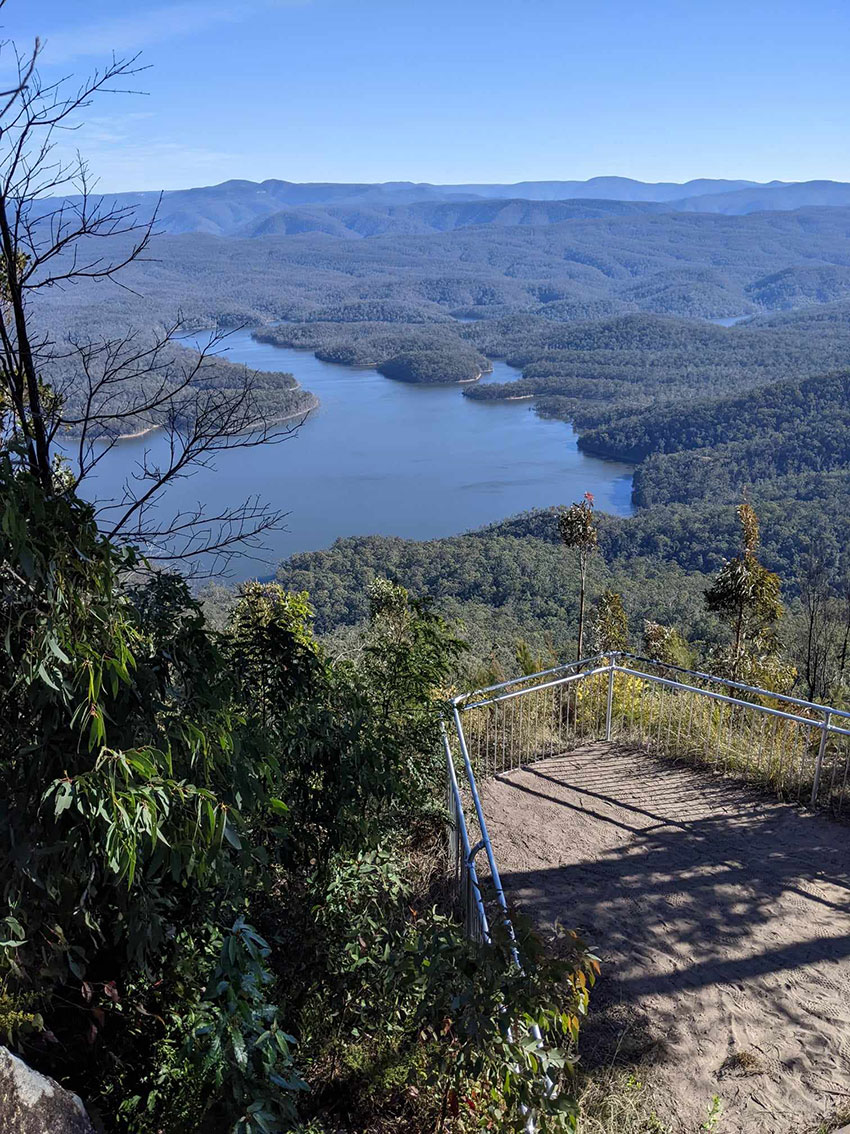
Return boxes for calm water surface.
[85,329,634,580]
[709,314,753,327]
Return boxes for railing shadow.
[486,747,850,1039]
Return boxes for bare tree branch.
[0,9,303,570]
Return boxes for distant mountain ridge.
[34,176,850,238]
[241,197,666,239]
[450,177,773,201]
[673,180,850,214]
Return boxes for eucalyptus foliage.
[592,591,629,655]
[1,462,598,1132]
[558,494,600,660]
[704,498,792,686]
[0,453,305,1130]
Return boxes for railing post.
[812,709,831,808]
[605,661,615,741]
[447,756,457,873]
[451,702,519,960]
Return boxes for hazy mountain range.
[39,177,850,239]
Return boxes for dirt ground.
[478,743,850,1133]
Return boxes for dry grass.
[576,1069,671,1133]
[718,1049,766,1078]
[810,1111,850,1134]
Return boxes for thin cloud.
[71,135,241,194]
[42,0,310,65]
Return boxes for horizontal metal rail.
[452,651,612,704]
[460,664,611,712]
[617,651,850,723]
[613,665,850,737]
[455,650,850,723]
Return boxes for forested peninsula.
[46,337,316,440]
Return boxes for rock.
[0,1046,94,1133]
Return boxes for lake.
[709,315,753,327]
[84,329,634,580]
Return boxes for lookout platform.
[480,742,850,1133]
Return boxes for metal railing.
[442,721,490,944]
[444,652,850,1128]
[447,652,850,937]
[450,652,850,846]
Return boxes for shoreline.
[254,329,492,388]
[115,423,160,441]
[248,331,635,475]
[72,392,320,444]
[462,391,534,402]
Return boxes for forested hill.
[674,179,850,214]
[33,205,850,404]
[33,204,850,341]
[581,369,850,466]
[241,197,664,239]
[466,306,850,439]
[271,474,850,664]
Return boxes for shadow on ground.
[481,744,850,1131]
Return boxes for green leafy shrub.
[0,459,300,1129]
[294,841,598,1133]
[0,450,597,1132]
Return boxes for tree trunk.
[0,196,51,488]
[733,602,745,681]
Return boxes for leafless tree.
[0,2,302,574]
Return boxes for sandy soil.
[479,743,850,1133]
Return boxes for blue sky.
[9,0,850,192]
